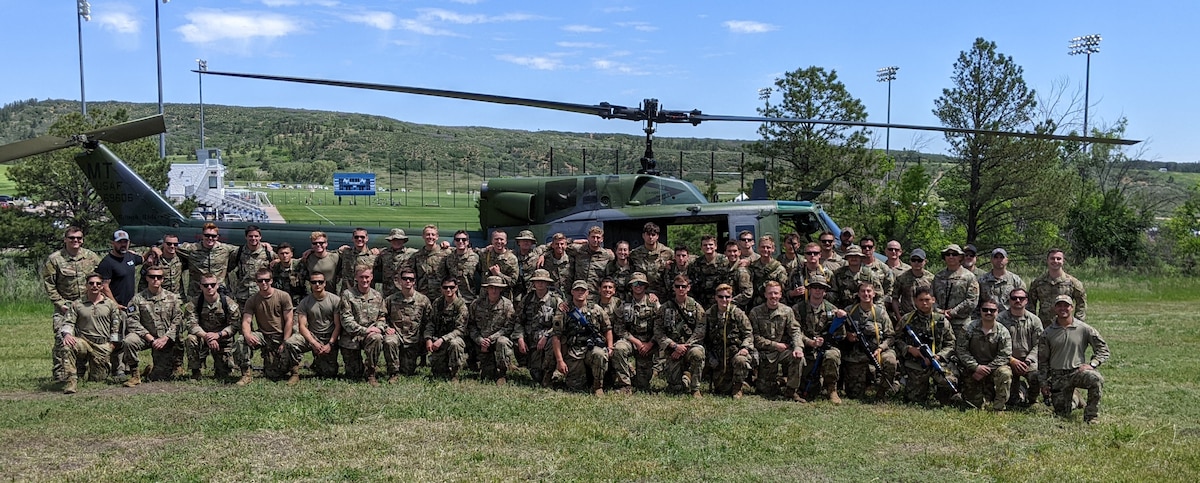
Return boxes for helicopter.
[0,71,1140,250]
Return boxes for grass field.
[266,188,482,231]
[1,273,1198,481]
[0,165,15,194]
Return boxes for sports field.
[267,188,481,231]
[0,272,1197,480]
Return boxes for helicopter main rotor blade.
[0,114,167,163]
[691,114,1141,146]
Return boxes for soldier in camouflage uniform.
[704,283,754,399]
[748,282,809,401]
[552,280,613,396]
[836,227,855,257]
[172,222,240,297]
[229,225,276,305]
[747,236,788,309]
[957,298,1014,410]
[894,286,959,405]
[373,228,418,299]
[515,269,563,386]
[443,230,481,302]
[338,265,386,385]
[933,244,980,340]
[841,282,898,400]
[723,241,754,311]
[55,273,123,393]
[785,242,835,307]
[1029,249,1087,327]
[889,248,933,323]
[514,230,544,297]
[43,226,102,383]
[655,274,707,397]
[603,241,637,302]
[479,230,520,300]
[148,233,186,296]
[336,228,377,294]
[284,271,342,383]
[884,240,911,275]
[962,245,987,278]
[1039,295,1109,423]
[567,226,615,294]
[792,275,846,404]
[998,288,1043,407]
[413,225,450,301]
[975,247,1025,319]
[859,236,895,300]
[271,243,307,307]
[778,233,804,276]
[736,230,760,265]
[184,273,240,380]
[830,245,882,308]
[542,233,574,296]
[469,276,518,385]
[818,231,845,271]
[425,277,469,381]
[382,268,430,380]
[120,266,185,386]
[611,272,659,393]
[658,246,691,299]
[629,222,674,298]
[688,234,730,309]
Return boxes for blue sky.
[2,0,1197,162]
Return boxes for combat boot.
[541,371,554,388]
[691,390,703,399]
[366,368,380,387]
[593,379,604,397]
[286,365,300,386]
[731,387,743,400]
[784,387,806,403]
[190,368,202,380]
[825,381,842,405]
[682,371,693,389]
[387,374,400,384]
[123,372,142,387]
[449,368,460,383]
[236,368,253,386]
[63,377,78,395]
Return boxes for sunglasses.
[804,251,821,256]
[740,238,754,242]
[312,241,328,245]
[256,278,272,283]
[203,234,219,239]
[910,258,925,263]
[163,242,179,247]
[442,286,457,290]
[66,236,84,241]
[145,274,164,280]
[309,279,326,285]
[820,240,834,244]
[861,245,874,250]
[353,235,367,240]
[399,276,416,281]
[201,282,218,288]
[980,308,998,314]
[1010,296,1027,301]
[886,247,901,252]
[674,284,689,289]
[454,238,469,242]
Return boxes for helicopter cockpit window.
[544,179,578,215]
[630,177,707,206]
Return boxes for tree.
[748,66,882,202]
[8,110,167,238]
[934,38,1069,248]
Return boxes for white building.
[166,148,269,222]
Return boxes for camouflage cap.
[516,230,537,241]
[385,228,409,241]
[571,280,590,291]
[843,245,865,258]
[1053,294,1074,305]
[482,275,507,288]
[628,272,649,285]
[806,274,832,290]
[941,244,965,256]
[529,269,554,282]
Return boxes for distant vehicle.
[267,183,282,189]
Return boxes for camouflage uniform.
[727,262,754,312]
[338,287,386,380]
[55,298,123,383]
[175,241,239,296]
[567,244,614,293]
[150,255,186,297]
[468,295,517,380]
[285,293,342,377]
[748,303,807,398]
[933,266,980,339]
[515,289,563,384]
[515,246,544,296]
[442,250,481,302]
[1038,316,1109,421]
[631,242,674,297]
[840,302,897,400]
[654,296,706,393]
[786,264,835,307]
[382,290,431,377]
[552,301,611,392]
[1029,272,1087,326]
[997,309,1043,406]
[894,310,957,404]
[121,288,185,380]
[957,319,1014,410]
[424,295,468,378]
[185,294,240,378]
[412,246,449,301]
[891,269,934,321]
[830,264,881,308]
[820,252,846,272]
[272,258,308,307]
[612,294,660,392]
[336,247,377,294]
[479,249,520,300]
[229,245,275,304]
[373,245,418,298]
[688,254,730,309]
[778,253,803,278]
[602,260,637,302]
[793,298,844,397]
[543,251,573,296]
[747,259,788,308]
[888,260,912,275]
[703,305,754,395]
[43,247,102,379]
[864,258,896,299]
[658,262,689,301]
[977,270,1025,318]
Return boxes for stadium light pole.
[155,0,170,158]
[197,59,207,150]
[1069,34,1101,141]
[876,66,898,159]
[77,0,91,116]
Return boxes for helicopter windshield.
[629,176,707,206]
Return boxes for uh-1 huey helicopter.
[0,71,1139,251]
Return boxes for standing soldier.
[859,236,895,299]
[998,288,1043,407]
[43,225,102,383]
[688,234,729,309]
[603,241,637,302]
[551,280,613,396]
[654,274,707,397]
[382,269,431,381]
[338,266,386,386]
[479,230,520,300]
[336,228,376,294]
[55,273,123,394]
[184,273,240,380]
[515,269,563,386]
[271,243,307,308]
[514,230,543,296]
[792,275,845,404]
[957,298,1014,411]
[786,242,835,307]
[566,226,614,293]
[704,283,754,399]
[841,282,898,401]
[1039,295,1109,423]
[889,248,934,323]
[301,231,340,290]
[229,225,275,306]
[425,277,468,382]
[469,276,518,385]
[962,245,987,278]
[976,247,1025,318]
[374,228,417,299]
[658,245,691,298]
[748,282,808,401]
[1029,249,1087,326]
[234,269,294,386]
[735,230,760,265]
[542,233,573,296]
[933,244,980,340]
[884,240,911,275]
[837,227,856,256]
[830,245,880,308]
[894,286,959,406]
[121,266,185,386]
[443,230,481,302]
[413,225,450,301]
[629,222,674,298]
[746,236,788,309]
[284,271,341,384]
[611,272,659,394]
[149,233,186,296]
[723,241,754,311]
[778,233,804,276]
[172,222,240,296]
[817,231,845,271]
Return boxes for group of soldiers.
[41,221,1110,422]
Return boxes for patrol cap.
[385,228,409,241]
[529,269,554,282]
[806,274,832,290]
[841,227,855,237]
[571,280,590,291]
[516,230,537,241]
[482,275,507,288]
[941,244,964,256]
[910,248,927,261]
[628,272,649,285]
[843,245,865,258]
[1053,294,1074,305]
[113,230,130,242]
[964,244,978,255]
[991,247,1008,258]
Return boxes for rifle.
[568,306,605,350]
[802,316,843,399]
[903,324,962,396]
[847,317,884,377]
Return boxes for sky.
[2,0,1198,163]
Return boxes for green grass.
[0,165,15,194]
[1,276,1199,480]
[267,188,481,231]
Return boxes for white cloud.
[602,6,635,13]
[177,10,302,44]
[723,20,778,34]
[563,24,603,33]
[556,41,606,49]
[448,0,481,4]
[396,18,458,36]
[342,11,395,30]
[616,21,656,32]
[261,0,339,7]
[95,11,140,34]
[591,58,645,75]
[416,8,537,24]
[497,54,563,71]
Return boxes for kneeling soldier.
[611,272,660,393]
[470,276,518,385]
[284,271,342,384]
[121,266,185,386]
[957,298,1014,410]
[55,273,124,393]
[184,273,240,380]
[655,274,706,397]
[749,281,808,401]
[383,269,431,381]
[895,286,959,405]
[425,278,468,381]
[552,280,612,396]
[705,283,754,399]
[1039,295,1110,423]
[234,269,294,385]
